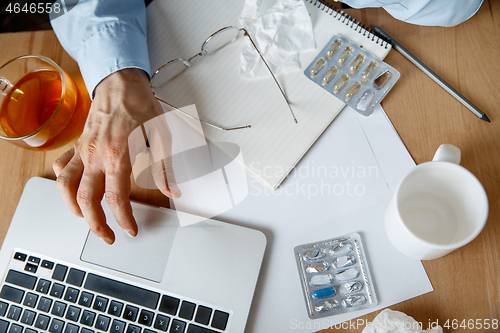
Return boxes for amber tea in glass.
[0,55,90,150]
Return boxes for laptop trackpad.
[80,205,178,282]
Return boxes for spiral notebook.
[146,0,392,190]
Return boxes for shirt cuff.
[77,22,151,98]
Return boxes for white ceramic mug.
[385,144,488,260]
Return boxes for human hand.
[53,68,180,245]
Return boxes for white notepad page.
[146,0,391,190]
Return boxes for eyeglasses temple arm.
[154,95,251,131]
[240,28,298,124]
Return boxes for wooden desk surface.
[0,1,499,331]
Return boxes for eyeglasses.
[150,26,297,131]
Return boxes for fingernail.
[171,186,181,198]
[127,230,137,238]
[101,238,113,245]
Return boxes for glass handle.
[0,77,12,96]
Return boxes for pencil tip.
[482,114,491,123]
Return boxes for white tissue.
[362,309,443,333]
[238,0,315,78]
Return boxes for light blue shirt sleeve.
[49,0,150,98]
[340,0,483,27]
[50,0,483,99]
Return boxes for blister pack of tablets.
[304,35,400,116]
[294,233,378,319]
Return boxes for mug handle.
[432,144,461,164]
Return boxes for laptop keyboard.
[0,251,230,333]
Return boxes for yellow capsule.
[310,57,326,77]
[373,70,392,90]
[349,54,365,73]
[322,66,338,85]
[333,74,350,94]
[345,81,362,102]
[327,39,342,59]
[362,61,378,82]
[337,46,353,66]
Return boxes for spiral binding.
[307,0,389,49]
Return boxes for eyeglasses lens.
[201,26,240,55]
[151,59,189,89]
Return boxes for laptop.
[0,177,266,333]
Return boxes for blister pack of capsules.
[304,35,400,116]
[294,233,378,319]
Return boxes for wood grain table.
[0,1,498,331]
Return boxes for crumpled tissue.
[238,0,315,78]
[362,309,443,333]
